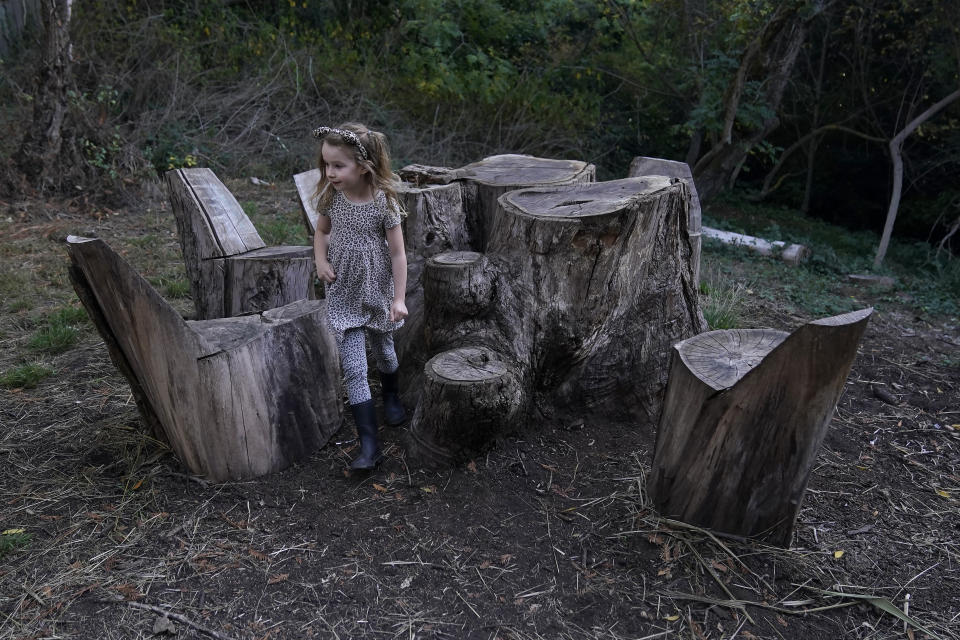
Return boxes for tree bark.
[67,236,344,482]
[873,87,960,268]
[628,156,702,285]
[649,308,872,546]
[692,3,816,201]
[13,0,73,192]
[407,347,521,467]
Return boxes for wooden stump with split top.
[166,167,314,319]
[649,308,873,546]
[67,235,343,481]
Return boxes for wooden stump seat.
[67,236,343,482]
[649,307,873,546]
[166,167,314,319]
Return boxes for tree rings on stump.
[407,347,521,467]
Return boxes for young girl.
[312,123,408,470]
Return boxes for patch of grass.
[26,304,90,354]
[243,201,309,246]
[49,306,89,326]
[148,274,192,299]
[699,271,748,329]
[0,363,54,389]
[28,324,79,353]
[6,298,31,313]
[164,278,191,299]
[0,529,31,558]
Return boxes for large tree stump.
[649,307,873,546]
[404,177,706,465]
[628,156,702,285]
[166,168,314,319]
[67,236,343,482]
[489,177,706,421]
[408,347,522,466]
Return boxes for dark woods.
[1,0,958,253]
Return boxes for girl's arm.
[385,224,408,322]
[313,215,336,283]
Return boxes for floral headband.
[313,126,369,161]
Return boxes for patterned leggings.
[337,328,399,405]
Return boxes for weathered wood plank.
[294,168,321,234]
[179,167,264,255]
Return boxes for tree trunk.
[166,168,314,319]
[649,308,872,546]
[874,87,960,267]
[692,3,814,201]
[67,236,344,482]
[13,0,73,192]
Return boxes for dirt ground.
[1,182,959,640]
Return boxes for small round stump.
[423,251,493,318]
[407,347,521,467]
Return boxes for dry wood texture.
[649,308,873,546]
[627,156,702,285]
[67,236,343,481]
[166,167,314,319]
[406,176,706,465]
[399,154,595,251]
[407,347,521,466]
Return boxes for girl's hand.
[390,299,408,322]
[316,260,336,283]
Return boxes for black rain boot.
[349,399,383,470]
[380,369,407,427]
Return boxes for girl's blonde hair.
[313,122,404,216]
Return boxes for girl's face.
[321,142,370,200]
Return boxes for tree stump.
[628,156,702,285]
[67,235,343,482]
[649,308,873,546]
[422,251,495,353]
[488,177,706,422]
[400,154,595,251]
[166,167,314,319]
[407,347,521,467]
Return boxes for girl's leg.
[337,327,371,404]
[369,330,406,426]
[337,328,381,469]
[368,330,399,374]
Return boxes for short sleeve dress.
[321,190,404,341]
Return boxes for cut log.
[400,154,595,251]
[627,156,702,285]
[407,347,522,467]
[67,235,343,482]
[649,308,873,546]
[702,227,810,263]
[166,167,314,319]
[488,177,706,422]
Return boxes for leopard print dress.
[321,190,404,342]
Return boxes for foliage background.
[1,0,958,252]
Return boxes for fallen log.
[702,227,810,263]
